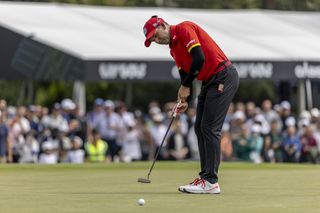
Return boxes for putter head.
[137,177,151,184]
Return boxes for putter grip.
[173,100,181,118]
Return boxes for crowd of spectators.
[0,98,320,164]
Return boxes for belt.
[203,60,232,83]
[215,60,232,74]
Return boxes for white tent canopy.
[1,1,320,61]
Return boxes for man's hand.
[176,102,188,114]
[178,85,190,102]
[171,100,188,116]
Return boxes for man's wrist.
[181,82,192,88]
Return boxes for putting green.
[0,162,320,213]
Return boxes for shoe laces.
[190,178,201,185]
[194,179,206,188]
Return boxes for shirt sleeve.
[178,24,201,53]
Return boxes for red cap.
[143,15,164,47]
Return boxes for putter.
[138,100,181,184]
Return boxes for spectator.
[263,120,283,162]
[167,120,189,161]
[310,108,320,124]
[9,106,31,162]
[300,125,318,163]
[43,103,69,133]
[224,103,235,125]
[186,107,198,160]
[39,106,50,130]
[39,128,60,162]
[121,121,142,162]
[245,102,257,120]
[26,105,42,134]
[136,116,154,161]
[98,100,121,162]
[61,98,77,121]
[235,102,245,112]
[116,102,136,128]
[147,101,162,128]
[186,106,196,131]
[116,101,136,150]
[280,101,293,131]
[150,113,168,160]
[68,119,83,138]
[87,98,105,135]
[230,110,246,141]
[0,99,8,121]
[314,121,320,157]
[297,116,310,136]
[282,125,301,163]
[70,106,87,143]
[220,123,233,161]
[261,99,282,132]
[39,141,58,164]
[233,124,251,161]
[18,130,39,163]
[57,131,72,163]
[246,114,270,135]
[248,124,264,164]
[85,129,109,163]
[187,123,199,160]
[184,104,197,160]
[67,136,85,164]
[0,112,9,163]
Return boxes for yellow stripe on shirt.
[187,43,201,53]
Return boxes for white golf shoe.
[182,179,221,194]
[178,178,201,192]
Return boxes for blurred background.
[0,0,320,164]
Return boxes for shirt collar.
[169,25,178,48]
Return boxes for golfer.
[143,16,239,194]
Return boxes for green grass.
[1,162,320,213]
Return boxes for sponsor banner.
[86,61,320,82]
[294,62,320,79]
[233,62,273,79]
[234,61,320,80]
[98,63,147,80]
[85,60,178,82]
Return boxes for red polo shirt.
[170,21,228,82]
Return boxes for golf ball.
[138,198,145,206]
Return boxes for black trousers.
[195,65,239,184]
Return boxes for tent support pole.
[72,80,86,116]
[298,79,306,114]
[306,79,313,110]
